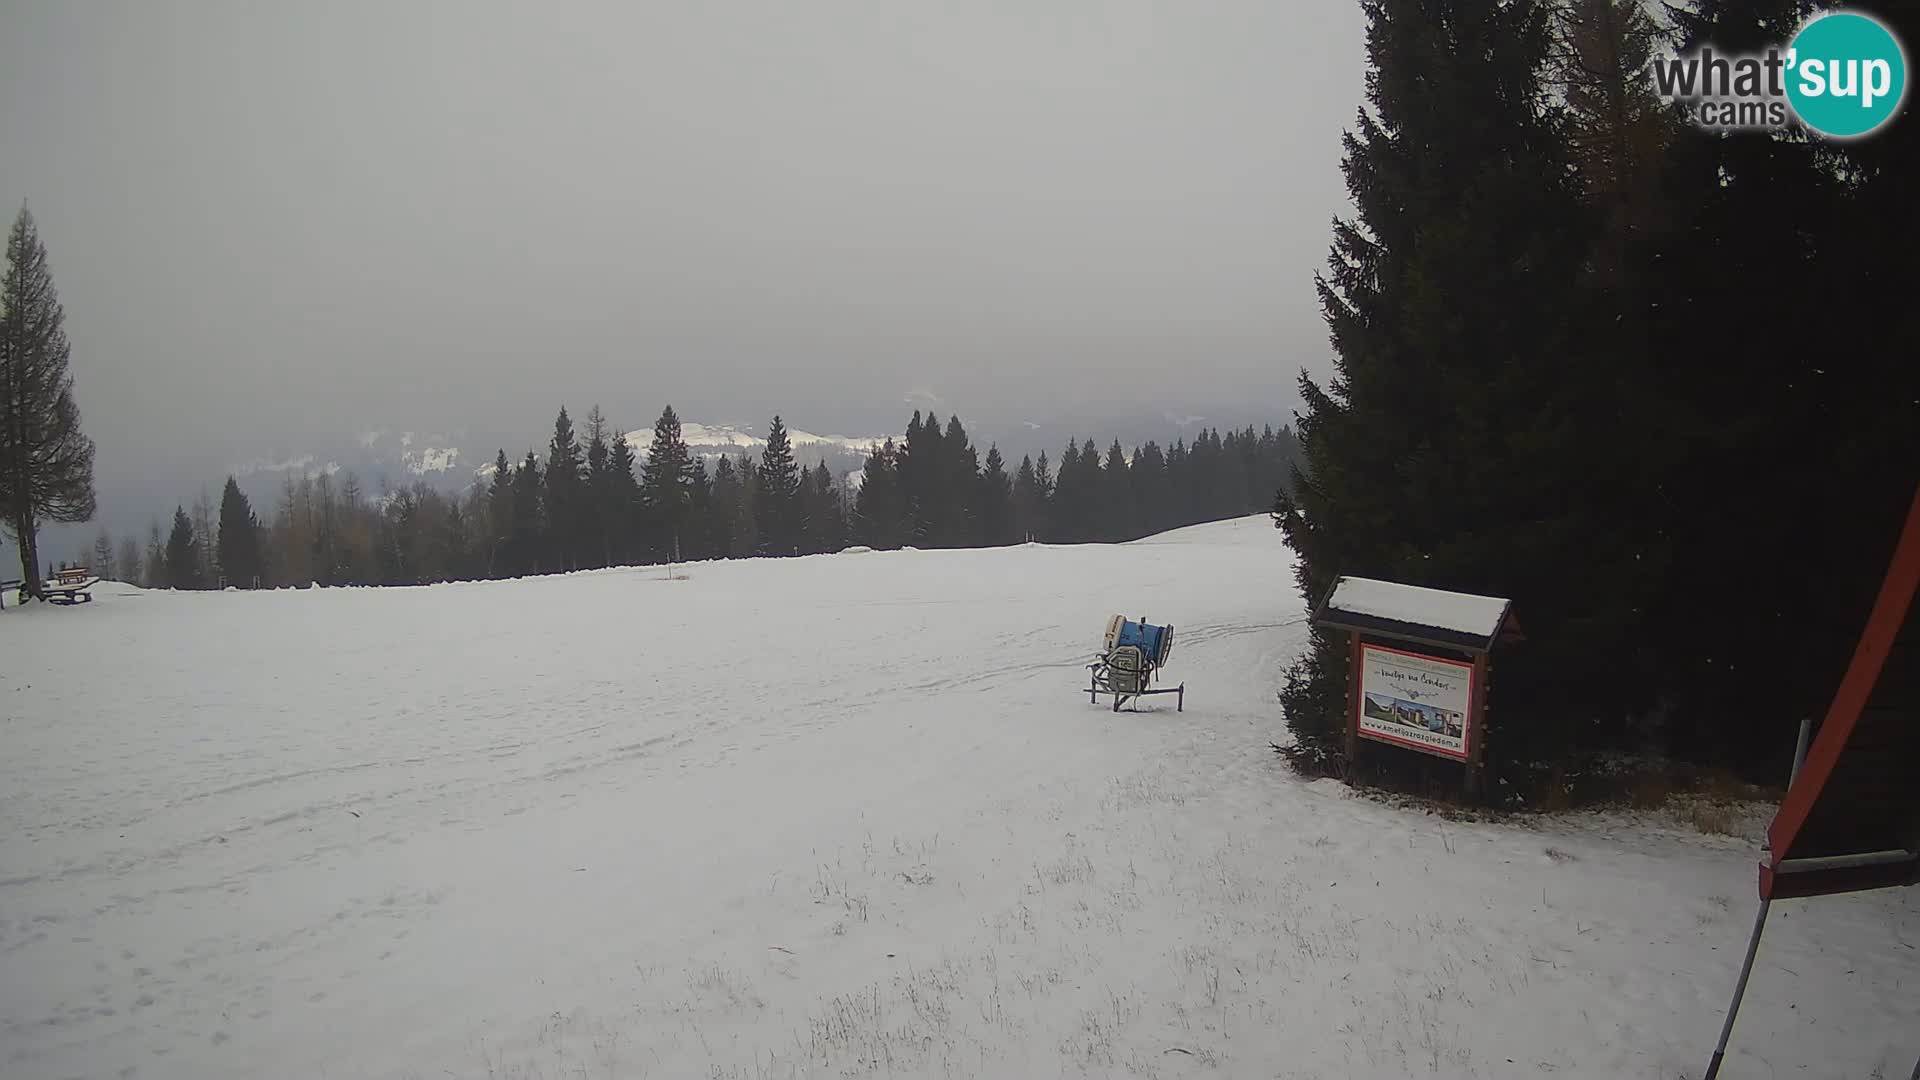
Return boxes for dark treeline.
[113,405,1298,589]
[852,412,1297,549]
[1273,0,1918,798]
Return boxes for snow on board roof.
[1321,576,1511,644]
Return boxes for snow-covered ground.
[2,517,1915,1079]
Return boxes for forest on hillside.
[75,407,1298,591]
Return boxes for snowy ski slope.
[2,516,1915,1078]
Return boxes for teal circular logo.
[1786,12,1908,138]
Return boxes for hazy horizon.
[1,1,1366,549]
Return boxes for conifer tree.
[90,529,114,579]
[939,415,979,547]
[682,456,712,560]
[165,506,201,589]
[583,406,612,568]
[978,445,1015,547]
[1552,0,1672,278]
[1615,0,1920,771]
[486,450,514,576]
[145,518,167,588]
[544,408,586,571]
[191,489,217,586]
[606,423,641,564]
[1033,451,1053,539]
[1100,440,1133,541]
[801,461,845,554]
[731,456,759,558]
[116,534,141,586]
[1011,455,1039,542]
[708,455,740,558]
[853,440,907,549]
[1130,442,1170,536]
[641,405,698,563]
[510,452,545,575]
[1273,0,1602,778]
[1047,441,1084,543]
[1,208,96,596]
[444,497,474,581]
[897,411,944,545]
[754,416,801,556]
[217,475,263,587]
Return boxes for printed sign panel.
[1355,643,1474,761]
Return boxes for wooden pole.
[1702,713,1817,1079]
[1467,651,1491,799]
[1345,631,1361,770]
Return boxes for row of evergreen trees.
[853,414,1297,549]
[120,408,1298,589]
[1274,0,1917,796]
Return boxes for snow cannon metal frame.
[1087,615,1183,712]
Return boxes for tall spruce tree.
[144,518,167,588]
[1623,0,1920,771]
[1,208,96,596]
[1130,442,1170,537]
[1011,454,1041,543]
[1552,0,1673,278]
[165,506,201,589]
[544,408,584,571]
[641,405,698,563]
[217,476,263,588]
[487,450,514,576]
[1100,440,1133,541]
[90,529,114,579]
[708,455,740,557]
[897,411,945,545]
[731,455,759,558]
[116,534,141,586]
[978,445,1015,547]
[754,416,801,556]
[1274,0,1609,784]
[191,489,216,586]
[1033,451,1053,539]
[583,406,612,568]
[939,415,979,547]
[853,440,907,549]
[510,452,545,575]
[1048,441,1085,543]
[606,423,641,564]
[802,461,845,554]
[682,456,712,561]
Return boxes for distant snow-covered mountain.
[675,422,885,456]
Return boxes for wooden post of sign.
[1467,651,1491,799]
[1344,630,1362,770]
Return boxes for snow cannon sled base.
[1088,615,1183,712]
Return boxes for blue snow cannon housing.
[1113,614,1167,664]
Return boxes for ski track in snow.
[1,516,1915,1079]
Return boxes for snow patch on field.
[1,516,1914,1079]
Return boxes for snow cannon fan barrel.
[1103,615,1174,667]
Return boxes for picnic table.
[45,567,99,605]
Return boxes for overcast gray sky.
[1,1,1364,537]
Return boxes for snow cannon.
[1088,614,1183,713]
[1103,615,1174,668]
